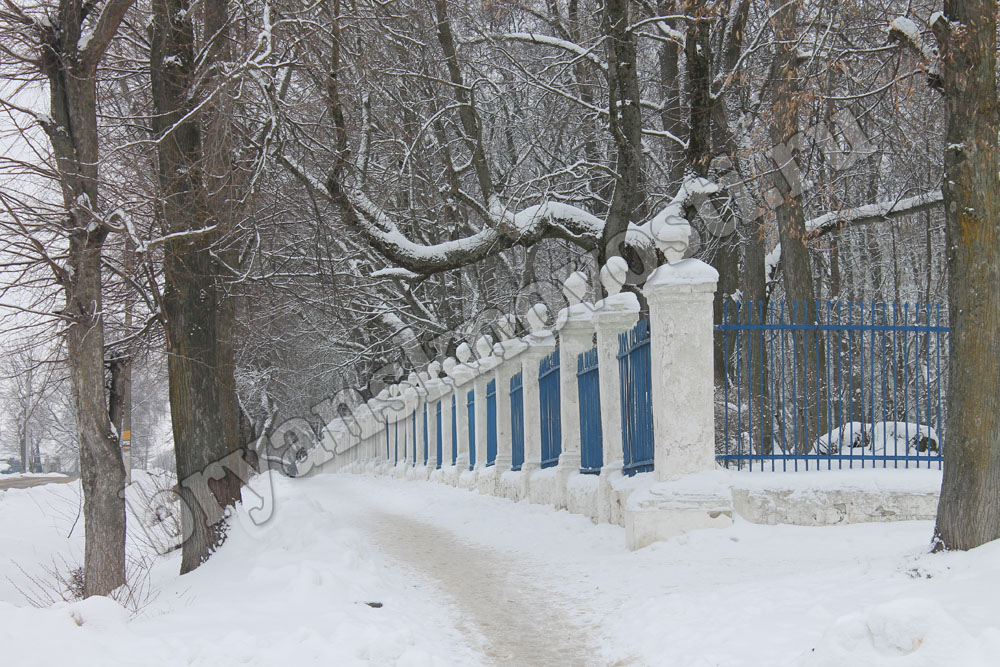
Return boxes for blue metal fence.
[716,301,948,471]
[618,319,654,475]
[451,394,457,465]
[467,389,476,470]
[577,346,602,474]
[423,403,429,465]
[486,379,497,466]
[412,409,417,464]
[385,417,390,460]
[436,401,443,469]
[539,349,562,469]
[510,371,524,471]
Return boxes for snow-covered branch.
[806,190,943,238]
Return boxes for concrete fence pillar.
[593,259,640,523]
[441,381,455,468]
[519,304,556,483]
[555,310,595,473]
[426,382,441,470]
[642,258,719,480]
[473,370,490,473]
[493,348,524,472]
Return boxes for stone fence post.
[643,258,718,480]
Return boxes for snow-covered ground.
[1,470,999,666]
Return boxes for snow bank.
[800,540,1000,666]
[800,597,1000,667]
[0,473,480,666]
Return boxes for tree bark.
[767,0,827,443]
[151,0,242,574]
[933,1,1000,551]
[601,0,645,265]
[36,0,131,597]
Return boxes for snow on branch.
[888,16,942,91]
[79,0,139,72]
[332,175,715,278]
[806,190,943,238]
[461,33,608,73]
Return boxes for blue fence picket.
[539,349,562,469]
[510,371,524,471]
[577,346,602,474]
[618,319,654,475]
[385,418,389,461]
[467,389,476,470]
[715,300,948,471]
[412,409,417,464]
[486,379,497,466]
[423,403,429,465]
[394,419,399,464]
[435,401,443,469]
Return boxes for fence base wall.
[565,474,600,522]
[333,458,941,549]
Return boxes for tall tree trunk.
[601,0,645,266]
[151,0,241,574]
[767,0,827,444]
[933,1,1000,551]
[36,0,132,597]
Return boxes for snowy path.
[346,496,600,665]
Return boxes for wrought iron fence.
[539,349,562,469]
[486,379,497,466]
[510,371,524,471]
[435,401,443,469]
[618,319,654,475]
[715,301,948,471]
[577,346,602,474]
[451,394,458,465]
[467,389,476,470]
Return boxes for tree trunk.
[933,0,1000,551]
[767,0,827,444]
[37,1,129,597]
[151,0,242,574]
[601,0,645,266]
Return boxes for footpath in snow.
[2,470,1000,666]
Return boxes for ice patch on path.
[800,597,1000,667]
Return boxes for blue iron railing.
[618,319,654,475]
[423,403,429,465]
[486,379,497,466]
[451,394,457,465]
[435,401,443,469]
[412,408,417,464]
[539,349,562,469]
[510,371,524,471]
[467,389,476,470]
[715,301,948,471]
[577,346,602,474]
[385,417,390,461]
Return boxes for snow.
[0,473,480,666]
[644,257,719,287]
[815,421,940,455]
[77,28,93,51]
[889,17,920,44]
[3,471,999,666]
